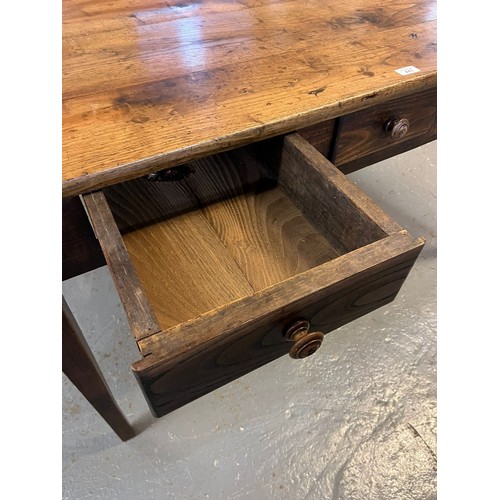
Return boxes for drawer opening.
[97,136,392,334]
[82,133,423,417]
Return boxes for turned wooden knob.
[284,320,324,359]
[384,118,410,140]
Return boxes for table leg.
[62,296,135,441]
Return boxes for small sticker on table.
[395,66,421,76]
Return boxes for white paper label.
[395,66,421,76]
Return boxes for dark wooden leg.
[62,296,135,441]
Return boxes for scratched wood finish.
[134,232,424,416]
[62,0,437,196]
[332,87,437,170]
[102,147,339,329]
[272,134,402,250]
[82,191,162,340]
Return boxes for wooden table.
[62,0,437,440]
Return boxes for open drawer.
[82,134,424,417]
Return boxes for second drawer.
[332,87,437,172]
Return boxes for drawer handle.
[284,320,324,359]
[146,164,195,182]
[384,118,410,140]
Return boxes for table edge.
[62,72,437,198]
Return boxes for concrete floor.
[62,141,436,500]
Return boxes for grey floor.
[62,141,437,500]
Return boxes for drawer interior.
[101,143,387,332]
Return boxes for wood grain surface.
[332,87,437,168]
[102,146,338,330]
[278,134,401,252]
[103,175,256,331]
[186,149,340,290]
[62,0,437,196]
[133,231,424,416]
[82,191,162,340]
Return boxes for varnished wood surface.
[62,0,437,197]
[102,147,338,330]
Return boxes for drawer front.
[332,87,437,173]
[83,134,424,418]
[133,233,421,417]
